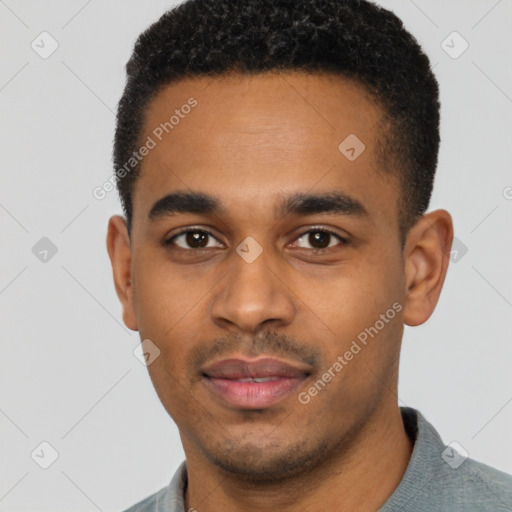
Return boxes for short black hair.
[114,0,440,244]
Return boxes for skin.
[107,71,453,512]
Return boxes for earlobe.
[106,215,139,331]
[402,210,454,327]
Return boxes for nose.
[211,250,296,334]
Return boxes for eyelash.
[163,227,349,252]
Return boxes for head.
[107,0,453,482]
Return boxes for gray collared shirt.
[124,407,512,511]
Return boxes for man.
[107,0,512,510]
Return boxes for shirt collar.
[378,407,447,511]
[158,407,441,512]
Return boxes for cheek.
[132,250,207,339]
[298,259,401,337]
[142,314,200,414]
[303,300,403,424]
[145,357,190,425]
[132,252,210,396]
[306,250,404,369]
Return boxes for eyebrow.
[148,192,223,221]
[277,191,368,218]
[147,190,368,221]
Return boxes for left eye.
[293,230,346,250]
[168,230,223,249]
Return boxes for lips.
[201,357,310,409]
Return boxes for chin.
[199,435,331,484]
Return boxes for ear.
[106,215,138,331]
[402,209,454,326]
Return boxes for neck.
[183,404,413,512]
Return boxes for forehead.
[132,71,398,228]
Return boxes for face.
[108,72,451,482]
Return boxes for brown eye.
[167,230,223,249]
[308,231,330,249]
[186,231,208,248]
[294,230,346,250]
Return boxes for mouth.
[201,357,311,409]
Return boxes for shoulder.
[121,461,187,512]
[382,408,512,512]
[450,456,512,510]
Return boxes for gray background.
[1,0,511,510]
